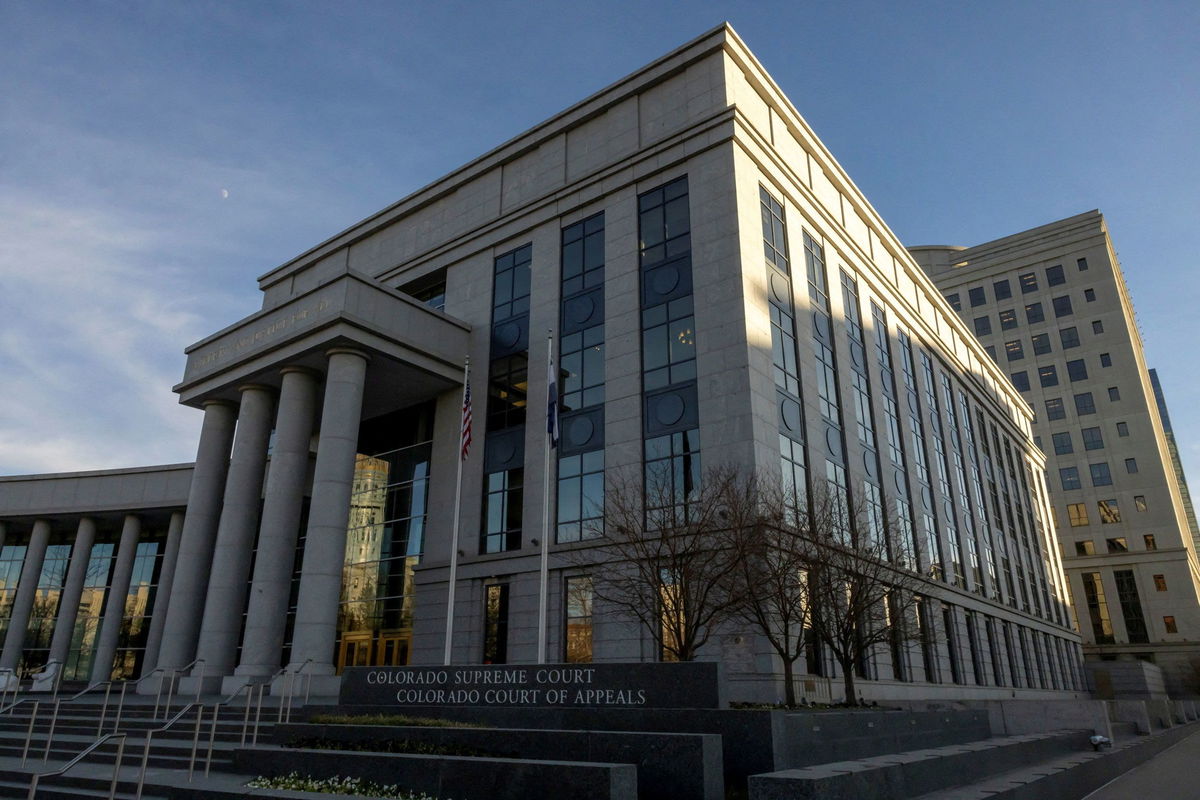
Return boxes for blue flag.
[547,351,560,448]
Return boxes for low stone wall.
[273,722,723,800]
[776,709,992,769]
[892,698,1112,738]
[232,747,637,800]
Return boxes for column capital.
[279,365,319,378]
[325,346,371,363]
[201,398,237,410]
[236,383,275,396]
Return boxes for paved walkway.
[1085,726,1200,799]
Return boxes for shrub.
[247,772,442,799]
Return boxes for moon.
[220,189,229,199]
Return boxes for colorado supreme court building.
[0,25,1088,703]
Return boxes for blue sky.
[1,1,1198,485]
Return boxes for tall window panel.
[112,534,166,680]
[639,177,700,526]
[921,351,966,588]
[20,541,70,675]
[959,392,1000,601]
[978,413,1017,607]
[557,213,606,543]
[1081,572,1114,644]
[1113,570,1149,644]
[482,583,509,664]
[483,244,532,554]
[761,188,808,511]
[941,372,984,594]
[564,576,594,663]
[898,332,944,581]
[871,302,919,569]
[65,542,115,679]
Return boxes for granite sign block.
[339,662,724,709]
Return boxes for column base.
[270,672,342,700]
[220,674,269,698]
[178,674,227,699]
[31,662,60,693]
[135,673,175,696]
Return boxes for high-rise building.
[914,212,1200,694]
[1149,368,1200,556]
[0,24,1085,703]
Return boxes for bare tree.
[581,465,744,662]
[803,481,926,704]
[720,472,813,706]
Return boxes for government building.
[0,24,1088,703]
[914,213,1200,695]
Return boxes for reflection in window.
[999,309,1018,330]
[1067,503,1089,527]
[1106,537,1128,553]
[1154,575,1167,592]
[1135,495,1147,512]
[1075,541,1095,555]
[1005,340,1024,362]
[492,244,532,319]
[1081,572,1113,644]
[1019,273,1038,293]
[1045,398,1066,420]
[645,430,701,529]
[560,326,604,411]
[1032,333,1051,355]
[1114,570,1148,644]
[1038,365,1058,387]
[486,354,529,431]
[642,298,695,391]
[1025,302,1044,323]
[1144,533,1156,549]
[113,537,165,679]
[639,177,690,268]
[1090,463,1113,487]
[1098,499,1121,523]
[1059,467,1081,491]
[20,543,70,676]
[483,584,509,664]
[557,451,603,543]
[564,576,593,663]
[1164,615,1178,634]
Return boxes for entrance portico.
[163,267,469,696]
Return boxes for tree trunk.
[840,657,857,705]
[782,658,796,707]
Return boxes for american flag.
[460,361,472,461]
[547,349,559,449]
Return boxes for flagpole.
[537,330,555,664]
[443,356,469,666]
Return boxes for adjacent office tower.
[913,212,1200,694]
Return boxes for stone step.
[748,729,1091,800]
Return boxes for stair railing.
[19,700,39,765]
[0,667,17,710]
[282,659,314,724]
[134,702,200,800]
[26,731,127,800]
[202,681,256,777]
[161,658,205,719]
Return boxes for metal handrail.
[202,681,255,777]
[134,703,200,800]
[162,658,205,719]
[282,659,314,724]
[26,732,127,800]
[28,660,64,698]
[0,667,17,710]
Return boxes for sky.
[1,0,1198,484]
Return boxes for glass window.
[1060,467,1081,490]
[482,468,523,553]
[1108,386,1121,401]
[645,429,702,527]
[985,345,997,362]
[1011,371,1030,392]
[969,287,986,307]
[1077,257,1089,271]
[1125,458,1138,474]
[1164,616,1178,634]
[993,279,1012,300]
[760,188,789,274]
[1113,570,1148,644]
[564,576,593,663]
[482,584,509,663]
[1067,503,1089,526]
[1099,353,1111,368]
[639,176,690,268]
[642,296,696,391]
[1067,359,1088,382]
[1081,572,1113,644]
[1075,541,1095,555]
[1005,340,1024,362]
[1019,272,1038,293]
[1038,365,1059,387]
[1074,392,1096,415]
[946,293,961,311]
[1045,398,1066,420]
[562,212,605,297]
[1081,427,1104,450]
[1084,288,1096,302]
[1090,463,1113,487]
[492,244,533,320]
[1046,265,1065,286]
[1025,302,1044,324]
[1106,537,1127,552]
[1051,432,1073,454]
[1135,496,1147,512]
[560,326,605,412]
[557,451,604,543]
[1143,532,1155,548]
[974,316,992,336]
[1116,421,1129,437]
[1154,575,1167,592]
[1031,333,1051,355]
[487,354,529,431]
[999,309,1018,330]
[1092,320,1104,334]
[1059,327,1080,349]
[1053,295,1073,317]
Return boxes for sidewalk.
[1085,726,1200,799]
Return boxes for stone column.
[46,518,97,669]
[0,522,6,552]
[90,515,141,682]
[288,349,368,678]
[155,400,237,671]
[236,368,318,679]
[0,519,51,671]
[192,385,275,681]
[139,510,184,676]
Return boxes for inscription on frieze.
[339,662,724,709]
